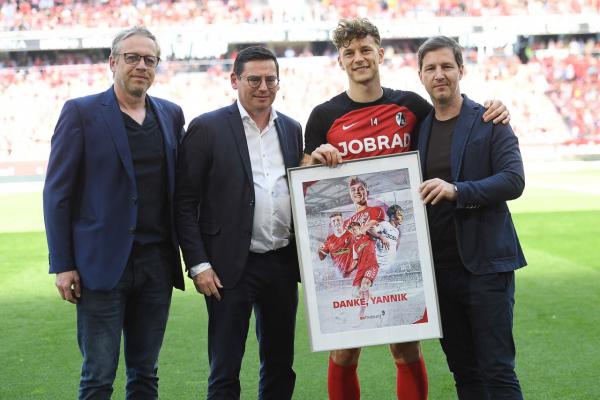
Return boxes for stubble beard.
[117,76,147,98]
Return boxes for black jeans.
[435,266,523,400]
[205,247,298,400]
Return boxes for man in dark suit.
[417,36,526,399]
[43,27,185,399]
[175,46,303,400]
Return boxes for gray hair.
[417,36,463,71]
[110,26,160,58]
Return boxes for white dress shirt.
[189,102,292,277]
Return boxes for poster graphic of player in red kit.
[345,176,385,232]
[347,221,379,320]
[318,213,354,278]
[289,152,441,351]
[303,168,426,334]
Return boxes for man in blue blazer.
[176,46,303,400]
[43,27,184,399]
[416,36,526,399]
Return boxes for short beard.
[127,84,145,98]
[117,77,145,98]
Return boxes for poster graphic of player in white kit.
[304,168,426,334]
[370,204,404,271]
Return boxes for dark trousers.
[76,243,174,400]
[205,247,298,400]
[435,267,523,400]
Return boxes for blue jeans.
[436,267,523,400]
[76,243,174,400]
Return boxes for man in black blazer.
[417,36,526,399]
[43,27,185,399]
[176,46,303,400]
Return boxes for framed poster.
[288,151,441,352]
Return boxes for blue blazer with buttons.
[43,87,185,291]
[417,95,527,274]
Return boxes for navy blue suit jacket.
[43,87,185,291]
[175,102,303,288]
[417,95,527,274]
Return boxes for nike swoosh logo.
[342,122,358,131]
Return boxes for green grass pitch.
[1,167,599,399]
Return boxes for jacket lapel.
[227,102,253,183]
[148,96,176,197]
[100,87,135,185]
[450,95,478,181]
[274,116,293,170]
[417,112,434,174]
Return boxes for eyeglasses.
[117,53,160,68]
[240,75,279,89]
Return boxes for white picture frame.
[288,152,442,352]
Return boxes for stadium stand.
[537,44,600,145]
[0,3,599,173]
[1,0,598,31]
[1,39,597,164]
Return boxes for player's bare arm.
[367,226,390,250]
[192,268,223,301]
[55,270,81,304]
[360,219,380,235]
[310,143,343,167]
[419,178,457,205]
[380,236,390,250]
[482,99,510,125]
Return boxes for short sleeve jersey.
[345,206,385,230]
[374,220,401,270]
[305,88,432,160]
[322,230,354,273]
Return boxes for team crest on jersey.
[396,112,407,127]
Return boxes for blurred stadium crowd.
[0,1,599,167]
[1,0,599,31]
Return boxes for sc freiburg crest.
[396,112,407,127]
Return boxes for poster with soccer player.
[288,152,441,352]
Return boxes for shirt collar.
[236,100,278,127]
